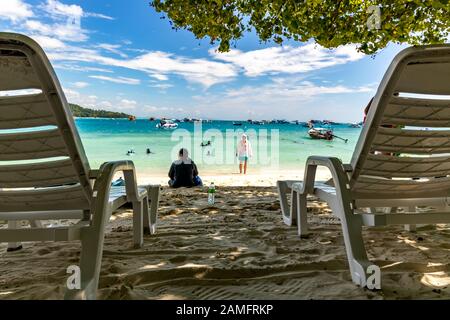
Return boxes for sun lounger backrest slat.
[395,57,450,95]
[0,51,41,91]
[0,185,90,211]
[0,33,92,208]
[361,154,450,178]
[0,158,79,188]
[372,127,450,154]
[353,176,450,199]
[383,97,450,127]
[0,129,68,160]
[0,93,57,129]
[350,45,450,199]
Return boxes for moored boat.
[308,127,334,140]
[156,119,178,129]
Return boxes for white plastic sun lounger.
[278,44,450,288]
[0,33,160,299]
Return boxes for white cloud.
[30,35,66,49]
[44,45,99,62]
[84,12,114,20]
[45,47,238,87]
[224,81,372,102]
[25,20,52,34]
[43,0,83,20]
[190,77,376,121]
[25,17,88,42]
[211,43,365,77]
[0,0,33,22]
[72,81,89,88]
[26,1,112,43]
[43,0,113,21]
[118,99,137,110]
[98,100,113,108]
[39,40,365,88]
[115,51,237,87]
[63,88,98,107]
[98,43,128,58]
[53,63,113,73]
[149,73,169,81]
[89,75,141,85]
[63,88,131,112]
[150,83,173,90]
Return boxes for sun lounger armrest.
[302,156,352,198]
[94,160,143,203]
[342,164,353,172]
[88,170,100,179]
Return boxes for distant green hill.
[69,103,133,118]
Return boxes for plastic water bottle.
[208,182,215,205]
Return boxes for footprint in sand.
[112,226,132,233]
[36,248,52,256]
[165,208,184,215]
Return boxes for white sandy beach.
[1,172,449,300]
[136,168,332,187]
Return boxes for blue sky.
[0,0,407,122]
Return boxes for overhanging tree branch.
[150,0,449,54]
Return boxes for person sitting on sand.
[236,133,253,174]
[168,148,203,188]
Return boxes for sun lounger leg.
[6,221,23,252]
[133,201,144,248]
[290,188,298,227]
[65,209,109,300]
[78,227,106,300]
[291,182,308,236]
[143,195,150,235]
[297,192,309,237]
[332,202,371,287]
[145,185,160,235]
[277,180,296,226]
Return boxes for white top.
[236,140,253,157]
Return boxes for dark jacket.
[168,160,199,188]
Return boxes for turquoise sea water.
[76,119,362,175]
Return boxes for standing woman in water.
[236,134,253,174]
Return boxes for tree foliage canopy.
[151,0,450,54]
